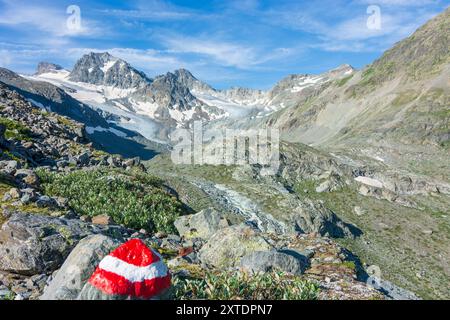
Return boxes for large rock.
[91,214,114,225]
[198,224,273,268]
[40,235,121,300]
[174,208,229,240]
[290,199,357,238]
[240,250,309,275]
[77,239,171,300]
[14,169,40,187]
[0,213,126,275]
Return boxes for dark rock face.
[291,198,359,238]
[0,124,6,148]
[69,52,150,89]
[0,213,127,275]
[131,71,214,115]
[173,68,215,93]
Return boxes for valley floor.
[145,144,450,299]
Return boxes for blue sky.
[0,0,448,89]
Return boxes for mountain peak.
[173,68,199,83]
[174,68,194,77]
[331,64,354,72]
[35,62,63,75]
[68,52,150,89]
[172,68,215,93]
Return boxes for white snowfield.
[354,176,384,188]
[192,91,264,119]
[23,70,165,143]
[28,70,274,137]
[26,70,136,103]
[100,59,118,73]
[291,76,327,93]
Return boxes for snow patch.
[291,76,324,93]
[27,98,45,109]
[86,126,127,138]
[131,100,160,117]
[101,59,118,73]
[355,176,384,188]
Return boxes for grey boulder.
[0,213,126,275]
[198,224,273,268]
[174,207,229,240]
[41,234,121,300]
[240,250,309,275]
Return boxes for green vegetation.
[391,91,419,107]
[440,139,450,149]
[0,173,16,226]
[0,291,15,300]
[0,171,64,219]
[171,271,320,300]
[292,177,450,299]
[37,168,184,233]
[340,261,357,271]
[2,151,22,162]
[336,74,354,87]
[56,115,77,129]
[0,117,32,141]
[431,109,450,118]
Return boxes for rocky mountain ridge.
[35,62,63,76]
[30,53,354,141]
[69,52,150,90]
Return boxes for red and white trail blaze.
[88,239,171,298]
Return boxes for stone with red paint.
[78,239,171,300]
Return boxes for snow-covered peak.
[35,62,64,75]
[69,52,150,90]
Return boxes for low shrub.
[171,271,320,300]
[0,117,32,141]
[37,169,183,233]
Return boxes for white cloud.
[97,0,211,21]
[356,0,440,7]
[160,34,296,69]
[265,3,441,52]
[0,50,12,67]
[164,36,256,68]
[0,0,102,38]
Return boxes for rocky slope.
[262,8,449,173]
[0,68,165,160]
[0,68,108,128]
[0,82,391,300]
